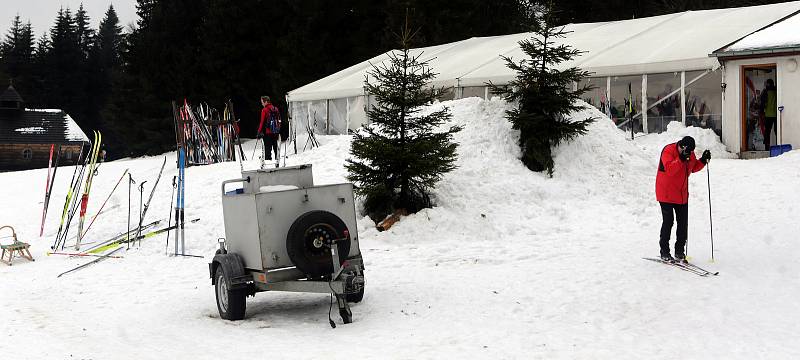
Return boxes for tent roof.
[288,1,800,102]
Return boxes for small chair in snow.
[0,225,34,266]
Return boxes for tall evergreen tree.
[346,21,462,220]
[491,2,595,176]
[75,4,96,57]
[1,16,36,94]
[42,8,84,112]
[87,5,124,149]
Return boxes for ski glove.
[257,133,264,139]
[700,149,711,164]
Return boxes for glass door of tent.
[742,65,777,152]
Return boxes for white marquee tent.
[287,1,800,148]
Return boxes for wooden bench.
[0,225,34,266]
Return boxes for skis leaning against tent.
[643,257,719,277]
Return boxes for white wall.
[722,55,800,154]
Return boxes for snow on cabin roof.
[63,113,90,142]
[0,108,89,144]
[287,1,800,102]
[717,11,800,54]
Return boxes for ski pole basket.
[0,226,34,266]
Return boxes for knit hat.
[677,136,696,152]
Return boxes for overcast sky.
[1,1,138,38]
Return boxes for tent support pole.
[720,64,725,140]
[681,71,687,126]
[326,99,330,135]
[642,74,648,134]
[606,77,611,118]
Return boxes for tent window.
[646,72,683,133]
[437,87,456,102]
[461,86,487,99]
[685,69,722,136]
[610,75,643,133]
[578,77,609,117]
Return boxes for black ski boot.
[660,252,674,262]
[674,252,686,263]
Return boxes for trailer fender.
[209,253,248,290]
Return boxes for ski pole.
[251,137,261,161]
[137,181,146,248]
[128,174,135,250]
[79,169,129,242]
[166,176,177,255]
[707,163,714,262]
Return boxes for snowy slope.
[1,98,800,359]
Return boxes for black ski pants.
[764,116,777,148]
[262,134,279,160]
[659,202,688,256]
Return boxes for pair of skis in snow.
[56,218,201,277]
[643,257,719,277]
[52,131,101,251]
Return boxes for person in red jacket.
[655,136,711,262]
[257,96,282,164]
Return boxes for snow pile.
[633,121,737,160]
[2,97,800,359]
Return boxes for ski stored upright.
[76,131,102,250]
[40,145,62,236]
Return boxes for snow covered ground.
[1,97,799,359]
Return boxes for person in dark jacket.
[256,96,281,164]
[655,136,711,262]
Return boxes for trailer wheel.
[215,266,246,320]
[286,210,351,277]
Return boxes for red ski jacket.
[655,142,705,204]
[257,104,280,135]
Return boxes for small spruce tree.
[346,21,462,221]
[492,2,595,176]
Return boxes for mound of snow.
[633,121,737,159]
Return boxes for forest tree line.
[0,0,783,158]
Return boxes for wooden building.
[0,84,89,171]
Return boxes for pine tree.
[87,5,124,151]
[491,2,595,176]
[75,4,96,58]
[0,16,35,95]
[346,20,462,221]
